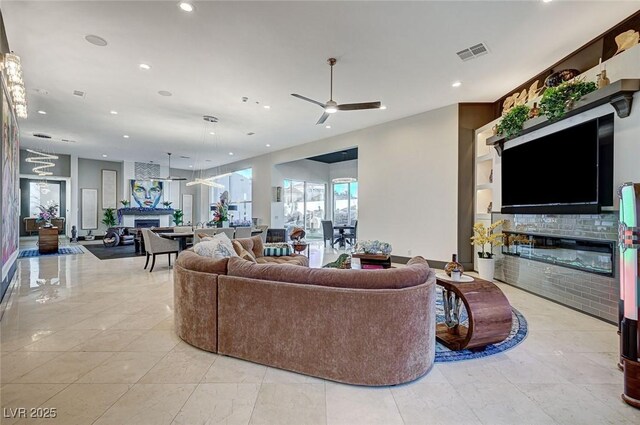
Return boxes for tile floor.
[1,238,639,424]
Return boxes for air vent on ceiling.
[33,133,52,139]
[456,43,488,61]
[59,138,77,143]
[180,156,190,159]
[73,90,86,98]
[247,132,255,136]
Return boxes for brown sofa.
[173,237,435,386]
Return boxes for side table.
[435,273,512,350]
[38,227,59,254]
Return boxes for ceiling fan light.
[325,100,338,114]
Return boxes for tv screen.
[501,115,613,214]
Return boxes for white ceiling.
[3,1,638,170]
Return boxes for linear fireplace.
[135,219,160,228]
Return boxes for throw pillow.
[194,232,239,259]
[232,240,257,263]
[263,243,292,257]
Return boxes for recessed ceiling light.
[139,63,151,70]
[263,105,271,109]
[325,125,331,129]
[110,110,118,115]
[85,34,108,47]
[228,152,234,156]
[452,81,462,88]
[102,154,108,158]
[542,0,553,3]
[37,110,47,115]
[265,144,271,147]
[380,105,387,110]
[158,90,172,97]
[189,165,193,168]
[178,1,194,12]
[209,131,215,135]
[123,135,130,138]
[34,88,49,95]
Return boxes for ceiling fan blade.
[168,176,187,181]
[291,94,326,108]
[316,112,330,125]
[337,101,382,111]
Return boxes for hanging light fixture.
[25,149,58,176]
[332,177,357,184]
[2,53,28,118]
[186,116,226,188]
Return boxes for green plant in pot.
[497,104,530,139]
[540,79,597,121]
[172,209,184,226]
[102,208,118,227]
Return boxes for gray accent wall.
[77,158,123,235]
[20,149,71,177]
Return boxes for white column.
[69,155,79,235]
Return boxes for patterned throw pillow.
[194,232,238,259]
[263,243,292,257]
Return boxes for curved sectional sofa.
[174,236,436,386]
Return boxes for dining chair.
[173,226,193,233]
[321,220,337,248]
[345,220,358,246]
[256,225,269,243]
[141,229,179,272]
[234,227,252,239]
[215,228,236,239]
[193,228,217,244]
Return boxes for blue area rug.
[435,287,528,363]
[19,246,84,258]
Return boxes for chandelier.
[25,149,58,176]
[186,115,226,188]
[2,53,27,118]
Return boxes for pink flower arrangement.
[36,202,58,223]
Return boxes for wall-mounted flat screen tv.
[501,114,613,214]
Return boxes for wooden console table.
[435,273,512,350]
[38,227,59,254]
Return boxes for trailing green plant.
[101,208,118,227]
[172,209,184,226]
[497,104,530,139]
[539,79,597,121]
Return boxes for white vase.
[477,257,495,281]
[222,221,229,228]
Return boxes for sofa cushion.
[227,256,430,289]
[234,236,264,259]
[232,240,257,263]
[263,243,292,257]
[175,250,229,274]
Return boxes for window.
[333,181,357,226]
[283,179,326,239]
[211,168,252,225]
[29,181,61,217]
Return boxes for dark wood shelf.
[487,79,640,155]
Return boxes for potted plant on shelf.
[470,220,504,281]
[172,209,184,226]
[162,201,173,209]
[102,208,117,228]
[120,199,130,208]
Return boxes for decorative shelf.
[487,79,640,155]
[476,183,493,191]
[476,153,493,162]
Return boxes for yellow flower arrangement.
[470,220,505,259]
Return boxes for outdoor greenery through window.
[333,181,358,226]
[211,168,252,225]
[283,179,326,239]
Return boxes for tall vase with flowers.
[470,220,504,281]
[212,202,229,228]
[36,201,59,228]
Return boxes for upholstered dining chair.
[193,228,216,244]
[234,227,252,239]
[141,229,179,272]
[215,228,236,239]
[256,225,269,243]
[345,220,358,246]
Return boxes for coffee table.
[435,273,512,350]
[351,253,391,269]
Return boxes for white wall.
[203,104,459,261]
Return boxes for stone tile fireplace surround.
[493,213,618,323]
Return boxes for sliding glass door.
[283,180,326,239]
[333,181,358,226]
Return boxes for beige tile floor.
[1,238,639,424]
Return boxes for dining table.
[158,232,194,252]
[333,225,355,248]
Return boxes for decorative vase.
[43,220,53,228]
[597,70,610,89]
[216,222,222,228]
[444,254,464,277]
[222,221,229,228]
[529,102,540,118]
[477,257,495,281]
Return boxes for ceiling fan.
[149,153,187,181]
[291,58,382,125]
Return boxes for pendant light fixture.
[187,115,225,188]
